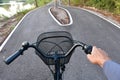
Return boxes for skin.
[87,46,110,68]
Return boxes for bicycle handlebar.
[5,41,30,65]
[83,45,93,54]
[74,41,92,54]
[4,49,24,65]
[4,41,93,65]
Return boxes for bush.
[85,0,118,14]
[114,1,120,14]
[37,0,52,6]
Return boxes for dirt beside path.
[0,17,18,46]
[84,6,120,24]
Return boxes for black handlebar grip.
[84,45,93,54]
[4,49,24,65]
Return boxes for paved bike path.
[0,4,120,80]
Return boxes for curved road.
[0,4,120,80]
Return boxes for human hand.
[87,46,110,67]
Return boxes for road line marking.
[0,14,27,52]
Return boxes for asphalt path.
[0,4,120,80]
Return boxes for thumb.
[87,54,96,64]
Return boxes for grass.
[0,1,53,45]
[0,5,10,10]
[15,8,34,21]
[10,26,15,31]
[0,15,9,21]
[37,0,52,7]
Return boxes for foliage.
[68,0,84,6]
[114,1,120,14]
[2,0,9,3]
[0,15,9,20]
[16,9,33,20]
[37,0,52,6]
[25,0,34,4]
[0,0,3,3]
[86,0,116,11]
[25,0,52,7]
[0,5,10,10]
[87,0,119,14]
[64,0,120,14]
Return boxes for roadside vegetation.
[0,0,119,45]
[15,0,52,20]
[63,0,120,24]
[63,0,120,15]
[0,0,52,45]
[26,0,52,7]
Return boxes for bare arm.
[87,46,120,80]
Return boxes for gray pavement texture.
[0,4,120,80]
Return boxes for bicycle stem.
[54,53,61,80]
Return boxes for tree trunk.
[59,0,62,5]
[54,0,57,8]
[68,0,70,6]
[35,0,38,7]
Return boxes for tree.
[0,0,3,3]
[64,0,120,14]
[35,0,38,7]
[26,0,33,3]
[54,0,57,8]
[68,0,70,5]
[2,0,9,3]
[113,0,120,14]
